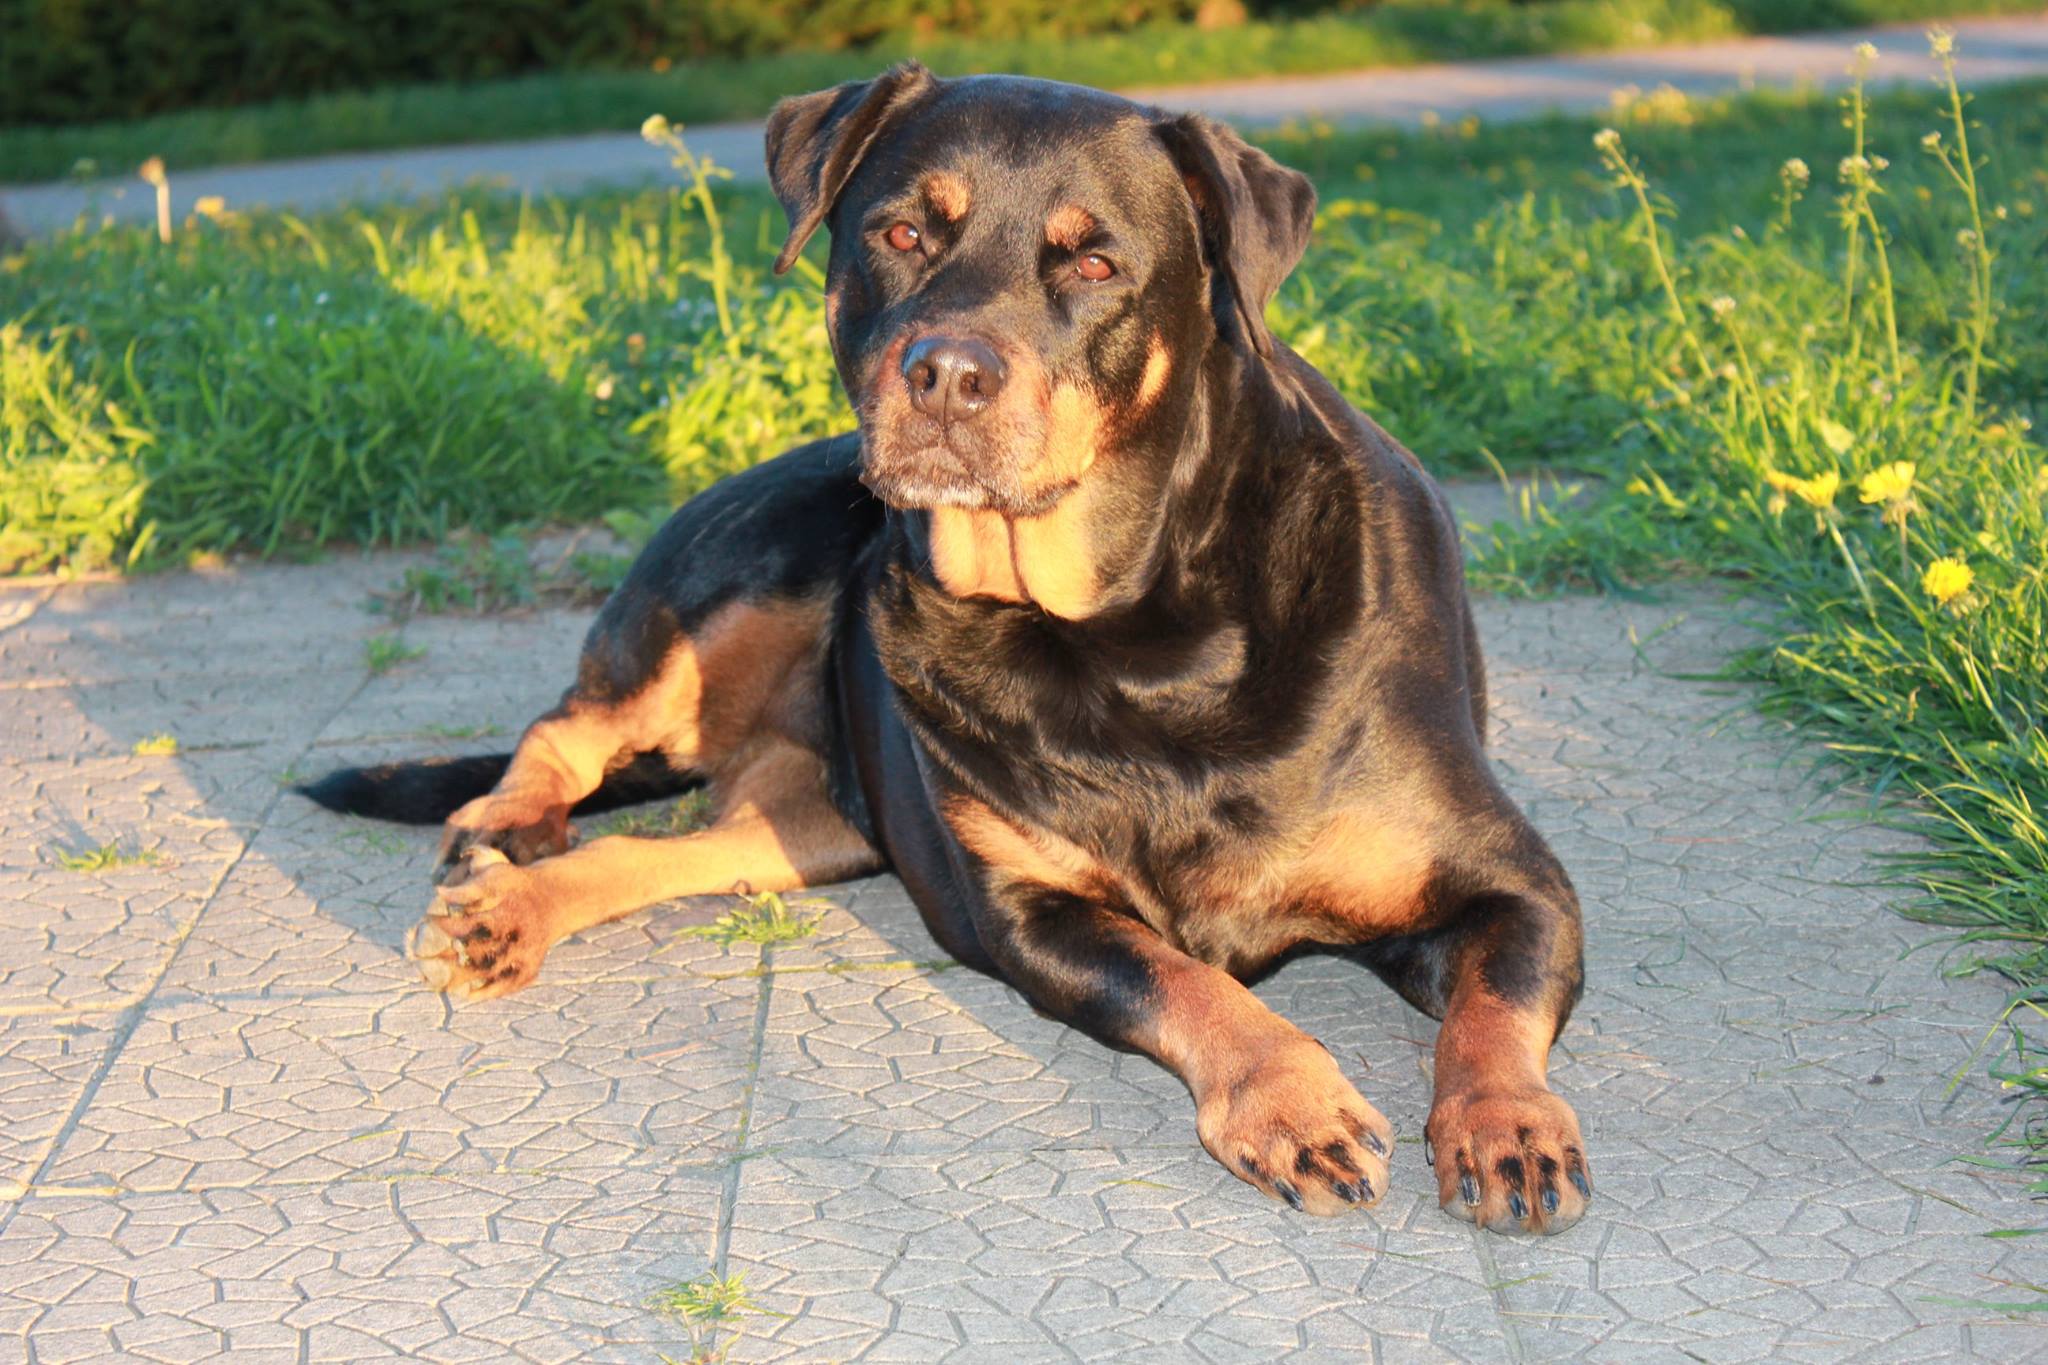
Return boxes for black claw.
[1542,1187,1560,1214]
[1359,1176,1375,1203]
[1509,1191,1528,1220]
[1365,1130,1390,1158]
[1277,1180,1304,1211]
[1459,1175,1480,1206]
[1334,1180,1363,1204]
[1423,1142,1435,1167]
[1571,1170,1593,1199]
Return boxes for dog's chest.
[1107,805,1439,976]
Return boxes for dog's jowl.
[304,63,1591,1235]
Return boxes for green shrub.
[0,322,149,573]
[0,0,1206,125]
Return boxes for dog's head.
[766,64,1315,516]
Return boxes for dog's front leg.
[973,879,1394,1215]
[1421,884,1592,1237]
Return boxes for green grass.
[363,633,426,675]
[677,891,828,947]
[3,0,2037,183]
[650,1271,786,1364]
[593,789,714,840]
[53,841,160,871]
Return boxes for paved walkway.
[1,482,2040,1361]
[9,16,2048,235]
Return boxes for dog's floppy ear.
[1153,113,1317,357]
[766,61,936,275]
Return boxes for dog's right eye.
[885,222,922,252]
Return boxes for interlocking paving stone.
[0,1169,718,1362]
[2,522,2044,1360]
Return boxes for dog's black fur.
[304,64,1591,1232]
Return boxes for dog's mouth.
[856,422,997,510]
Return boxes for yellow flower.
[193,195,226,220]
[1764,468,1840,509]
[1921,556,1973,605]
[1857,461,1915,505]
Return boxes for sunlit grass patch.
[677,890,828,948]
[650,1271,787,1363]
[53,841,160,871]
[130,733,178,756]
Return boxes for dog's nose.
[902,337,1006,421]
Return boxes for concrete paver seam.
[0,669,375,1244]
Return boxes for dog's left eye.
[885,222,922,252]
[1075,253,1115,282]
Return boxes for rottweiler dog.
[304,62,1590,1234]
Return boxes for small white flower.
[1958,228,1979,248]
[1854,41,1879,63]
[1782,157,1811,182]
[640,113,671,142]
[1593,127,1623,154]
[1929,29,1954,58]
[1921,131,1943,151]
[1839,155,1869,181]
[314,291,329,306]
[1710,296,1737,319]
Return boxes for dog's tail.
[296,752,694,826]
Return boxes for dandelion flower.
[193,195,226,219]
[1857,461,1915,505]
[1921,556,1973,605]
[1764,468,1841,510]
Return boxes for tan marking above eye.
[921,171,971,222]
[1045,203,1097,251]
[885,221,922,252]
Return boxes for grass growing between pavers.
[676,892,829,949]
[4,32,2046,1227]
[5,0,2038,183]
[651,1270,788,1365]
[51,841,161,871]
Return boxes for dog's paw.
[1426,1084,1590,1235]
[407,847,551,1000]
[1196,1035,1394,1217]
[434,794,575,884]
